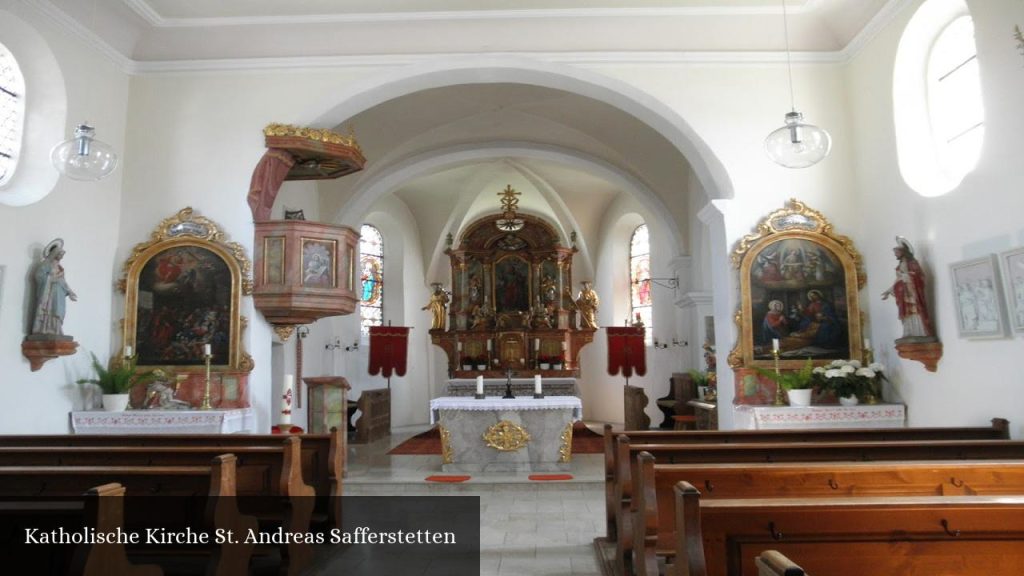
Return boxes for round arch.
[328,141,685,278]
[307,56,733,204]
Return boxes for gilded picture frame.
[729,199,865,370]
[119,207,254,371]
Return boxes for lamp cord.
[782,0,796,113]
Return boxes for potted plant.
[77,352,157,411]
[538,355,551,370]
[475,355,488,371]
[755,358,817,406]
[817,360,887,406]
[689,369,711,400]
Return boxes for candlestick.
[280,375,294,424]
[475,375,485,399]
[772,348,785,406]
[200,350,213,410]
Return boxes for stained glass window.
[630,224,652,341]
[359,224,383,336]
[0,43,25,185]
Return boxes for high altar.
[429,186,595,376]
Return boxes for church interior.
[2,0,1024,575]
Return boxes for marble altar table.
[733,403,906,430]
[70,408,255,434]
[429,396,582,472]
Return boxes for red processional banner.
[606,326,647,378]
[368,326,410,379]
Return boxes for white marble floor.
[339,424,606,576]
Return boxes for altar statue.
[576,281,599,330]
[422,284,449,330]
[30,238,77,337]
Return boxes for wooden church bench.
[0,456,252,576]
[601,419,1009,540]
[608,435,1024,576]
[671,481,1024,576]
[0,428,344,531]
[0,438,314,575]
[754,550,805,576]
[631,453,1024,576]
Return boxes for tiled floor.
[339,424,606,576]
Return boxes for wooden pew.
[672,481,1024,576]
[0,482,161,576]
[633,454,1024,576]
[601,419,1009,540]
[0,428,344,531]
[754,551,805,576]
[0,456,254,576]
[0,438,314,575]
[610,436,1024,576]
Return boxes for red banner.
[368,326,410,379]
[606,326,646,378]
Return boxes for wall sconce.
[325,337,359,351]
[296,326,310,339]
[634,277,679,290]
[344,341,360,352]
[654,338,688,349]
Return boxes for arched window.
[0,42,26,186]
[893,0,983,197]
[928,15,983,176]
[359,224,384,335]
[630,224,652,340]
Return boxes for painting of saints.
[495,257,530,312]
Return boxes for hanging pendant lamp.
[764,0,831,168]
[50,123,118,181]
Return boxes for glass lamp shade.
[50,123,118,181]
[765,111,832,169]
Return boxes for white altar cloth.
[429,396,583,425]
[734,403,906,430]
[71,408,255,434]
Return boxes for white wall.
[846,0,1024,436]
[0,6,129,433]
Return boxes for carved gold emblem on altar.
[439,425,454,464]
[482,420,531,451]
[559,422,573,463]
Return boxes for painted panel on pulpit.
[494,256,530,312]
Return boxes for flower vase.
[102,393,131,412]
[839,395,859,406]
[539,363,551,370]
[786,389,812,407]
[477,364,487,371]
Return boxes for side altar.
[430,396,582,472]
[429,186,596,376]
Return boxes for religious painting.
[301,238,336,289]
[263,236,285,285]
[729,200,865,370]
[1000,248,1024,333]
[539,260,558,306]
[121,207,252,371]
[950,255,1007,338]
[494,255,530,313]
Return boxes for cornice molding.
[839,0,917,62]
[124,0,823,28]
[28,0,134,73]
[676,290,714,309]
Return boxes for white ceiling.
[36,0,894,64]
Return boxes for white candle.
[534,338,540,350]
[534,374,542,394]
[124,345,132,358]
[772,338,780,352]
[520,358,525,365]
[281,374,294,425]
[864,338,871,350]
[203,343,212,356]
[457,341,463,351]
[487,339,492,351]
[476,375,484,396]
[561,342,567,351]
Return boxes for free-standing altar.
[430,396,582,472]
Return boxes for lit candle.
[281,374,294,425]
[772,338,780,352]
[124,345,132,358]
[864,338,871,350]
[534,374,542,394]
[476,375,484,396]
[534,339,540,350]
[203,343,212,356]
